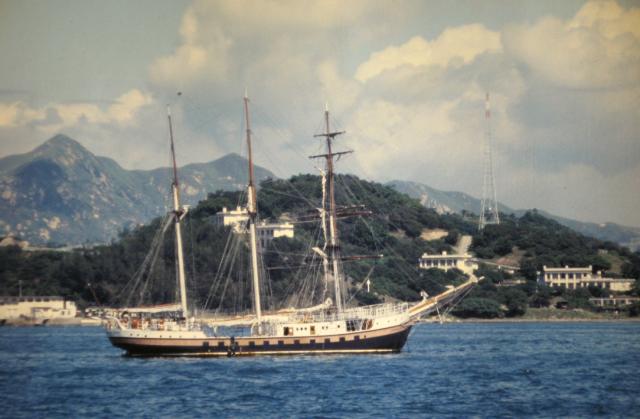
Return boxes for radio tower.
[479,92,500,231]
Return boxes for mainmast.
[311,106,350,313]
[244,93,262,323]
[167,106,189,317]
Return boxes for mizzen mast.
[244,93,262,323]
[167,106,189,317]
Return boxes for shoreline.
[1,317,102,327]
[442,317,640,323]
[421,307,640,324]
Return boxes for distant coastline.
[1,317,101,327]
[422,308,640,323]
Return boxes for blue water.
[1,323,639,418]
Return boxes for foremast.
[167,106,189,317]
[244,94,262,323]
[312,106,351,313]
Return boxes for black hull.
[108,324,412,357]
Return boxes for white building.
[539,265,635,292]
[589,296,640,310]
[0,296,77,320]
[418,251,478,275]
[213,206,249,232]
[214,207,294,247]
[256,221,295,248]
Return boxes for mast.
[310,105,350,312]
[244,93,262,323]
[319,170,330,300]
[325,108,343,312]
[167,106,189,317]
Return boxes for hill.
[1,174,639,319]
[0,175,473,310]
[389,179,640,250]
[388,180,514,215]
[0,135,274,245]
[0,171,640,317]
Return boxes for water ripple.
[1,323,639,418]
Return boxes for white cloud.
[504,0,640,88]
[570,0,640,39]
[355,24,502,82]
[316,61,362,114]
[339,1,640,225]
[148,0,379,90]
[106,90,154,124]
[149,26,231,87]
[0,102,46,127]
[2,0,639,227]
[0,89,153,131]
[0,89,158,170]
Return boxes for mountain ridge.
[0,134,274,245]
[389,179,640,251]
[2,135,638,250]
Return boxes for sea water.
[0,322,638,418]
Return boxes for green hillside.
[1,175,639,318]
[0,175,470,311]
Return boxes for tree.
[452,298,503,319]
[444,229,459,246]
[530,285,552,308]
[519,259,538,281]
[591,255,612,273]
[563,288,593,309]
[500,288,528,317]
[629,302,640,317]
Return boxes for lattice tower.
[479,92,500,230]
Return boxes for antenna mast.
[479,92,500,230]
[244,93,262,323]
[167,106,189,316]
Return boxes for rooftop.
[543,265,592,272]
[0,296,67,303]
[420,251,471,259]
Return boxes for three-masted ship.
[105,96,477,356]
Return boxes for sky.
[0,0,639,227]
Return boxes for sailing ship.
[105,96,477,356]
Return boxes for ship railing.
[105,316,204,332]
[285,302,409,323]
